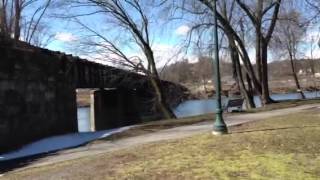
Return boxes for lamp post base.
[212,113,228,135]
[212,129,228,135]
[212,123,228,135]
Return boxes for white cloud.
[300,26,320,59]
[304,30,319,44]
[55,32,77,42]
[124,43,192,68]
[152,43,200,68]
[175,25,190,36]
[303,48,320,59]
[79,42,195,69]
[152,44,182,66]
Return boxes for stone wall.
[0,44,78,153]
[90,86,190,131]
[0,38,190,153]
[91,89,141,130]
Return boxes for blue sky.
[24,0,320,67]
[41,1,193,67]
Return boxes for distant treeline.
[160,57,320,84]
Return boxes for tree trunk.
[228,35,255,109]
[260,43,274,105]
[256,27,262,83]
[145,47,176,119]
[255,28,264,105]
[149,76,177,119]
[235,0,280,106]
[14,0,21,41]
[0,2,8,36]
[235,55,255,109]
[234,53,255,109]
[246,73,253,95]
[245,73,255,106]
[289,53,306,99]
[225,25,263,97]
[256,28,273,105]
[255,1,263,83]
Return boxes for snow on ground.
[0,126,133,162]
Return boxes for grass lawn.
[3,107,320,180]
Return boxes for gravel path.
[2,103,320,174]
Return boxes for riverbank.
[183,76,320,99]
[2,104,319,179]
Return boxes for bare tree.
[220,0,256,108]
[306,0,320,14]
[65,0,176,119]
[305,0,320,48]
[191,0,261,107]
[308,30,319,75]
[273,10,306,99]
[25,23,54,47]
[0,0,52,45]
[163,0,257,107]
[234,0,281,105]
[195,0,284,105]
[196,56,213,93]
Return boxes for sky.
[42,1,196,68]
[24,0,320,68]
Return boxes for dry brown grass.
[3,108,320,180]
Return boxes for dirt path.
[3,103,320,174]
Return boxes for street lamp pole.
[212,0,228,135]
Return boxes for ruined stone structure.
[0,41,77,153]
[0,38,189,153]
[91,89,141,131]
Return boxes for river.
[78,91,320,132]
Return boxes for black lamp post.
[212,0,228,135]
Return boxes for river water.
[78,107,91,132]
[174,91,320,117]
[77,91,320,132]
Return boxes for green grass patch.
[5,109,320,180]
